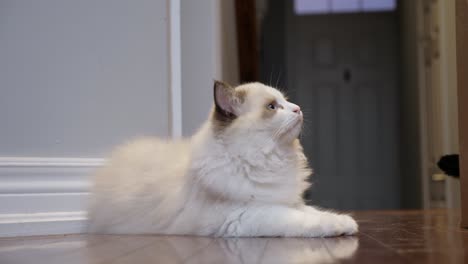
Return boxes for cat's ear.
[214,80,238,117]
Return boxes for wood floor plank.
[0,235,98,264]
[0,210,466,264]
[57,235,160,264]
[110,236,214,264]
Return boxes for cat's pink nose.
[292,105,301,114]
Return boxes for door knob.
[343,68,351,83]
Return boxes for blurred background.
[255,0,460,211]
[253,0,459,211]
[0,0,461,232]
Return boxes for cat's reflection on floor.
[0,235,356,263]
[162,236,359,264]
[78,235,359,263]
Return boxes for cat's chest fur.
[188,130,307,206]
[226,141,297,183]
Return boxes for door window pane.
[294,0,396,15]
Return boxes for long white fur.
[88,82,358,237]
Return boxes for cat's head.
[211,81,303,143]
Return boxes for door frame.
[235,0,259,83]
[456,0,468,228]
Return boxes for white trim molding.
[168,0,182,138]
[0,157,104,237]
[0,157,105,168]
[0,212,87,237]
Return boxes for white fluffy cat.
[88,81,358,237]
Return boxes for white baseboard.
[0,211,87,237]
[0,157,105,237]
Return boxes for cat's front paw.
[339,215,358,235]
[320,214,358,237]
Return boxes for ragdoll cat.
[88,81,358,237]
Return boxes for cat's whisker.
[275,70,282,88]
[300,127,312,139]
[269,66,274,86]
[301,118,313,126]
[273,117,298,140]
[273,119,290,138]
[284,88,298,94]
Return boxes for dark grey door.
[286,12,400,210]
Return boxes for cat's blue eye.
[267,103,276,110]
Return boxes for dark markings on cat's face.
[212,80,246,133]
[261,97,279,119]
[211,81,302,141]
[212,106,235,132]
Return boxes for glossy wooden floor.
[0,210,467,264]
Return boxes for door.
[286,12,400,210]
[456,0,468,228]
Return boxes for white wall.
[0,0,172,237]
[435,0,459,209]
[0,0,170,158]
[0,0,238,236]
[180,0,215,136]
[181,0,238,136]
[401,0,460,209]
[438,0,459,155]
